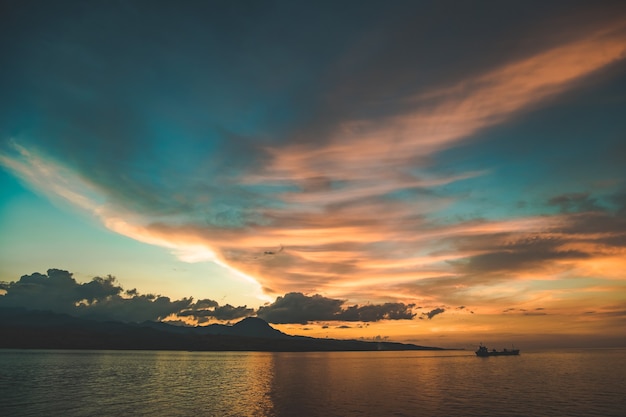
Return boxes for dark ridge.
[0,308,443,352]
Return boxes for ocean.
[1,349,624,416]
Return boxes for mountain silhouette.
[230,316,287,338]
[0,308,442,351]
[138,316,288,339]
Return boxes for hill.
[0,308,442,352]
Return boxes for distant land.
[0,308,443,352]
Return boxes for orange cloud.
[262,20,626,185]
[2,19,625,323]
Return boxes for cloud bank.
[257,292,416,324]
[0,270,421,325]
[0,269,249,323]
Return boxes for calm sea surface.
[1,348,624,417]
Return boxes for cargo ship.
[475,344,520,357]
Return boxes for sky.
[1,0,626,348]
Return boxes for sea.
[1,348,624,417]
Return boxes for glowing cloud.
[3,19,626,306]
[1,6,625,344]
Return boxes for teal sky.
[1,0,625,346]
[0,169,265,305]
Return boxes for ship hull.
[475,350,519,357]
[475,346,520,357]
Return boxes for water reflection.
[0,350,276,417]
[2,349,625,417]
[267,351,468,416]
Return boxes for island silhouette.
[0,308,442,351]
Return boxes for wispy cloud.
[217,20,626,298]
[1,12,625,318]
[262,19,626,183]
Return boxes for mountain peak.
[234,316,270,327]
[232,316,286,339]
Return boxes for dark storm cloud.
[256,292,416,324]
[0,269,195,322]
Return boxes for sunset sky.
[1,0,625,348]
